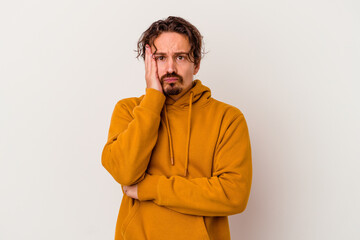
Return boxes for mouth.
[164,78,178,83]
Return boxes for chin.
[164,87,182,96]
[162,82,181,95]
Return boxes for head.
[137,16,204,98]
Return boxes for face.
[151,32,200,99]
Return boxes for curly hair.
[136,16,204,67]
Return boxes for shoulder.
[210,98,245,121]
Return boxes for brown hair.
[136,16,204,67]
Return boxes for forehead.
[153,32,190,53]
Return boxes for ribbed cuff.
[137,174,161,201]
[139,88,165,115]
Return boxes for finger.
[152,55,159,80]
[145,45,151,77]
[150,50,158,80]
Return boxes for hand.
[123,184,138,199]
[145,44,163,93]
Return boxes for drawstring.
[184,91,193,176]
[163,91,194,176]
[164,104,174,165]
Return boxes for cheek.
[181,66,195,78]
[156,65,167,77]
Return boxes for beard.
[160,72,184,96]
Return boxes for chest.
[148,107,223,178]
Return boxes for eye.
[177,55,185,60]
[155,56,165,61]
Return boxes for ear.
[193,61,200,75]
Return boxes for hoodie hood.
[161,79,211,176]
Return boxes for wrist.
[137,174,161,201]
[146,85,163,93]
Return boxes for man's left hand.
[122,184,138,199]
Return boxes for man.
[102,16,252,240]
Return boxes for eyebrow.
[153,51,190,56]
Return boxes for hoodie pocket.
[120,198,140,237]
[123,201,210,240]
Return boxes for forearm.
[137,170,252,216]
[102,88,165,186]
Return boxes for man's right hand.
[145,44,163,93]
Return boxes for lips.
[164,78,178,83]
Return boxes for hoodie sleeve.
[101,88,165,186]
[137,113,252,217]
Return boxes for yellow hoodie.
[102,79,252,240]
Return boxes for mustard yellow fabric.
[102,79,252,240]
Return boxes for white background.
[1,0,359,239]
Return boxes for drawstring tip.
[171,157,174,165]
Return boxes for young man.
[102,16,252,240]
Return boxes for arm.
[101,89,165,186]
[102,44,164,186]
[136,113,252,216]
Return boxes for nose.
[166,57,176,73]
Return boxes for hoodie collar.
[164,79,211,109]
